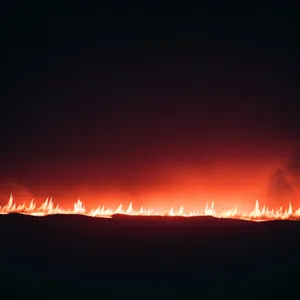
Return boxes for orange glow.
[1,194,300,221]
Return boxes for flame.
[1,194,300,221]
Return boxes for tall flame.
[1,194,300,221]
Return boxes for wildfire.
[0,194,300,221]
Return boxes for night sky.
[1,3,299,211]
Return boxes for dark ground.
[1,213,299,298]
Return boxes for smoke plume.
[268,149,300,203]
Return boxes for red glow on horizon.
[1,142,299,219]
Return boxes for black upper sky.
[0,2,299,202]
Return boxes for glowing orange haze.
[1,143,299,221]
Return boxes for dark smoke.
[0,177,35,205]
[268,149,300,203]
[268,169,294,201]
[286,150,300,181]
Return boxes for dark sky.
[0,2,299,210]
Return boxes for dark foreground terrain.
[1,213,300,298]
